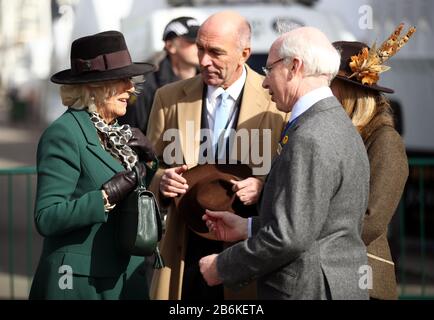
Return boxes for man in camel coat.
[146,11,287,300]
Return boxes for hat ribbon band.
[71,50,132,75]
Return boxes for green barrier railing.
[398,158,434,300]
[1,160,433,299]
[0,166,36,300]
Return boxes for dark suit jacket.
[29,109,148,299]
[217,96,370,300]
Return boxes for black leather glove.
[102,163,147,204]
[127,127,156,162]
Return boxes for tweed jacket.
[363,125,408,299]
[217,96,371,300]
[146,65,287,299]
[29,109,148,299]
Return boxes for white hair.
[278,28,341,83]
[59,79,134,112]
[60,84,97,112]
[274,20,303,35]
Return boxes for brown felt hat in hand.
[174,164,257,240]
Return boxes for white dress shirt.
[206,66,247,145]
[288,86,334,124]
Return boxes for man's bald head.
[199,10,251,51]
[196,11,252,88]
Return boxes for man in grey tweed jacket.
[199,27,370,300]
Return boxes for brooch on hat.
[349,23,416,86]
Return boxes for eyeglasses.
[262,58,286,77]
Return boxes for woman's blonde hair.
[332,78,395,141]
[59,79,133,112]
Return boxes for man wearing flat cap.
[119,16,200,133]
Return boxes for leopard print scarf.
[89,112,138,171]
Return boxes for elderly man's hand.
[199,254,222,286]
[203,210,248,242]
[231,177,263,205]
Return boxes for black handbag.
[118,165,164,269]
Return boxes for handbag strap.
[133,165,146,189]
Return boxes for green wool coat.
[29,108,150,300]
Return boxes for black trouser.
[181,229,224,301]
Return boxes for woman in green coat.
[29,31,157,299]
[331,26,415,299]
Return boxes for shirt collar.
[207,66,247,102]
[289,86,334,122]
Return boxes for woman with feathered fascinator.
[331,23,416,300]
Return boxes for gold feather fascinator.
[333,23,416,93]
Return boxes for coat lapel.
[233,65,268,163]
[70,110,124,173]
[236,65,266,131]
[177,77,203,167]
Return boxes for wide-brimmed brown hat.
[333,23,416,94]
[333,41,394,93]
[51,31,155,84]
[174,164,257,240]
